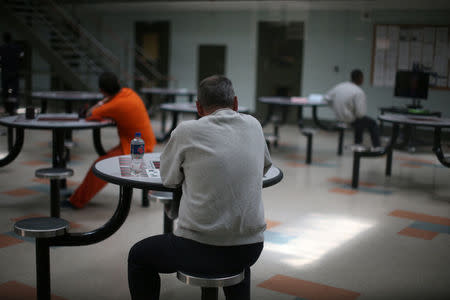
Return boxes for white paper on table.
[409,41,423,69]
[398,41,410,70]
[146,168,160,178]
[423,27,436,44]
[422,44,434,69]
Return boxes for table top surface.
[258,96,327,107]
[140,87,196,96]
[93,153,283,191]
[378,114,450,128]
[32,91,103,101]
[0,114,114,129]
[160,102,249,114]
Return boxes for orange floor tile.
[328,177,376,188]
[2,188,39,197]
[266,220,281,229]
[400,163,422,168]
[389,210,450,226]
[0,281,66,300]
[21,160,48,166]
[11,214,45,222]
[329,187,358,195]
[258,274,360,300]
[0,234,24,248]
[397,227,439,240]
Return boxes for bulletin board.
[371,24,450,90]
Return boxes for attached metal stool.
[301,128,316,164]
[177,270,245,300]
[35,168,74,217]
[335,122,348,156]
[351,145,385,188]
[14,217,70,300]
[149,191,177,233]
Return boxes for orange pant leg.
[70,145,124,208]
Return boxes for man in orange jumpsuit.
[68,72,156,208]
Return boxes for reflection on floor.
[0,123,449,299]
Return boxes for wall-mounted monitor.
[394,71,430,100]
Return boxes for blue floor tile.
[409,221,450,234]
[264,231,296,244]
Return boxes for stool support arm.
[49,186,132,247]
[312,106,334,131]
[0,127,24,167]
[93,128,107,156]
[433,127,450,168]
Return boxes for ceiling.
[61,0,450,12]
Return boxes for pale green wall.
[88,8,450,119]
[6,6,450,119]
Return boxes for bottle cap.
[135,132,141,137]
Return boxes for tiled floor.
[0,118,449,299]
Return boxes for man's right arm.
[263,141,272,175]
[353,91,367,119]
[160,127,185,188]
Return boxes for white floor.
[0,117,449,300]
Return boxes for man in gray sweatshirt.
[326,69,381,148]
[128,75,272,300]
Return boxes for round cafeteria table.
[32,91,103,114]
[31,91,104,154]
[378,114,450,170]
[258,96,328,129]
[140,87,197,134]
[93,153,283,232]
[0,114,114,217]
[158,103,250,142]
[140,87,196,103]
[0,113,113,168]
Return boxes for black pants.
[1,74,19,115]
[352,116,381,147]
[128,233,263,300]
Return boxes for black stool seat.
[13,217,69,300]
[301,128,316,135]
[149,191,176,233]
[177,270,245,300]
[350,145,385,155]
[177,270,245,288]
[35,168,73,179]
[149,190,173,204]
[351,145,386,189]
[64,140,75,149]
[35,168,74,218]
[335,122,348,129]
[264,133,278,143]
[14,217,69,238]
[335,122,348,156]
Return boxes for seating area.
[1,122,449,299]
[1,1,449,299]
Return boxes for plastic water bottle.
[130,132,145,175]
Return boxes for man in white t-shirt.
[128,75,272,300]
[326,69,381,148]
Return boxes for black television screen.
[394,71,429,100]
